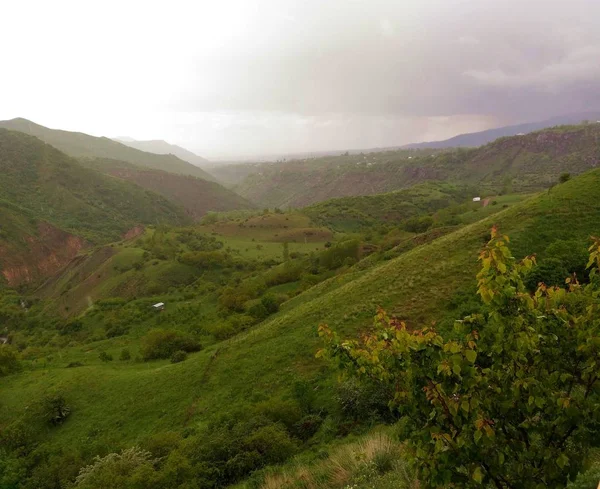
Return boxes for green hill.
[2,164,599,487]
[233,124,600,207]
[79,158,255,220]
[0,129,190,286]
[0,118,215,181]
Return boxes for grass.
[4,168,600,471]
[254,430,415,489]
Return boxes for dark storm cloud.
[178,0,600,122]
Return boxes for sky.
[2,0,600,159]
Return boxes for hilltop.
[0,118,215,181]
[0,129,190,286]
[114,138,211,169]
[231,124,600,207]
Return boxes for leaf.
[465,350,477,363]
[474,430,482,443]
[556,453,569,469]
[472,466,484,484]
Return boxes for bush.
[0,345,21,376]
[40,394,71,425]
[141,329,201,360]
[170,350,188,363]
[99,351,113,362]
[74,447,158,489]
[119,348,131,361]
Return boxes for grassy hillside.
[233,124,600,207]
[0,129,190,286]
[2,166,599,488]
[79,158,254,220]
[0,118,214,180]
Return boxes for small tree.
[559,172,571,184]
[99,351,113,363]
[318,227,600,488]
[282,242,290,262]
[41,394,71,425]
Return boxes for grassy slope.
[0,118,214,181]
[36,212,334,315]
[233,124,600,207]
[0,129,190,286]
[79,158,255,220]
[0,129,190,243]
[3,169,600,460]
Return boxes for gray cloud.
[177,0,600,123]
[2,0,599,157]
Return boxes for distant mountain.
[0,118,214,181]
[403,112,600,149]
[114,137,211,169]
[234,123,600,208]
[0,129,190,286]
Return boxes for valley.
[1,121,600,489]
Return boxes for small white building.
[152,302,165,311]
[472,197,481,202]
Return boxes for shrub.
[98,351,113,363]
[170,350,187,363]
[320,229,600,488]
[0,345,21,376]
[74,447,158,489]
[40,394,71,425]
[141,329,201,360]
[119,348,131,361]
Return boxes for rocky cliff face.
[0,222,86,287]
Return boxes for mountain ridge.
[0,118,215,181]
[113,137,212,170]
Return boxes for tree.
[282,242,290,262]
[318,227,600,489]
[559,172,571,184]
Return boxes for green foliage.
[178,250,231,269]
[560,172,572,183]
[0,345,21,376]
[320,240,361,270]
[402,215,433,233]
[40,394,71,425]
[567,465,600,489]
[98,351,113,363]
[119,348,131,361]
[140,329,201,360]
[74,447,158,489]
[170,350,188,363]
[319,228,600,488]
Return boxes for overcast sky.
[2,0,599,159]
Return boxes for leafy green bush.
[74,447,158,489]
[119,348,131,361]
[0,345,21,376]
[170,350,187,363]
[140,329,201,360]
[98,351,113,362]
[320,229,600,488]
[40,394,71,425]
